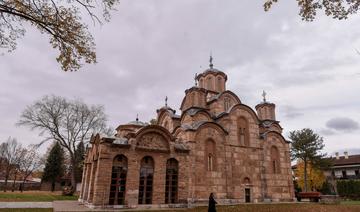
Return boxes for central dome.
[196,58,227,93]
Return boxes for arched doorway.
[138,156,154,204]
[165,158,178,204]
[243,177,251,203]
[109,155,127,205]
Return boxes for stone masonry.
[79,63,295,208]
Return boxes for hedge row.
[336,180,360,199]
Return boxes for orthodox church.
[79,59,295,208]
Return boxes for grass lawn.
[136,203,360,212]
[0,191,78,202]
[0,209,52,212]
[341,200,360,205]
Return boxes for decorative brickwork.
[79,65,295,209]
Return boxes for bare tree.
[17,95,113,192]
[0,137,25,192]
[0,0,119,71]
[18,145,43,192]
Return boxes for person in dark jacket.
[208,192,217,212]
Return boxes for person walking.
[208,193,217,212]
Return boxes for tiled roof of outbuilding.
[331,154,360,166]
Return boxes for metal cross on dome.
[209,54,214,69]
[262,90,267,102]
[165,96,168,107]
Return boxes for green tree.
[74,141,85,183]
[289,128,330,192]
[264,0,360,21]
[42,142,65,192]
[0,0,119,71]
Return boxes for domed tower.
[195,56,227,93]
[255,91,276,120]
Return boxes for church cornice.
[260,130,290,144]
[206,90,242,105]
[214,103,260,124]
[259,119,282,129]
[180,106,213,121]
[195,69,228,81]
[181,120,228,135]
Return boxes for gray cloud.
[326,117,359,132]
[1,0,360,154]
[280,105,304,119]
[319,128,336,136]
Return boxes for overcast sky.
[0,0,359,156]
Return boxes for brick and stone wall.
[79,67,294,208]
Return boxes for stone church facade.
[79,63,295,208]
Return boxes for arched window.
[224,97,230,111]
[205,140,216,171]
[238,117,250,146]
[217,77,222,91]
[199,79,203,87]
[109,155,127,205]
[243,177,251,185]
[165,158,178,204]
[138,156,154,204]
[207,77,213,90]
[270,146,280,174]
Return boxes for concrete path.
[0,202,52,208]
[53,201,187,212]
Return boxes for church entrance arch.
[109,155,127,205]
[138,156,154,204]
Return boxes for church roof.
[157,106,180,119]
[127,120,148,126]
[195,68,228,81]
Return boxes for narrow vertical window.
[165,158,178,204]
[109,155,127,205]
[238,117,249,146]
[207,154,213,171]
[224,97,230,111]
[270,146,280,174]
[205,140,216,171]
[207,77,213,90]
[217,77,222,91]
[138,156,154,204]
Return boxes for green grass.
[135,204,360,212]
[341,200,360,205]
[1,203,360,212]
[0,191,78,202]
[0,209,52,212]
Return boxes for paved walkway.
[53,201,187,212]
[0,202,52,208]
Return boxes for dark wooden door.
[245,188,251,203]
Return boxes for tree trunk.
[21,179,26,192]
[11,171,17,192]
[304,159,308,192]
[4,168,10,192]
[70,156,77,194]
[51,181,55,192]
